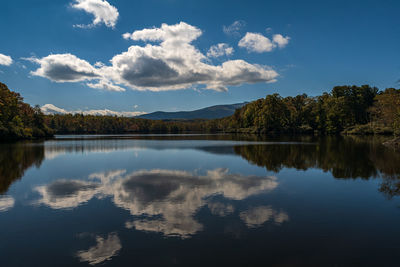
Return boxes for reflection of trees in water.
[234,136,400,198]
[379,179,400,199]
[3,136,400,199]
[0,143,44,193]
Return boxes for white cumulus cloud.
[0,53,13,66]
[273,34,290,48]
[239,32,290,53]
[115,22,278,91]
[207,43,234,58]
[41,104,68,115]
[71,0,119,28]
[123,21,202,43]
[41,103,146,117]
[25,54,125,91]
[239,32,275,53]
[29,22,279,92]
[26,53,99,82]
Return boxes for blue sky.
[0,0,399,114]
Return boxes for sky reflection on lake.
[1,135,400,266]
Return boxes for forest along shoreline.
[1,82,399,148]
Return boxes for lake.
[1,134,400,266]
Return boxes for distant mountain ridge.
[138,103,247,120]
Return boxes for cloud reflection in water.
[0,195,15,212]
[77,233,122,265]
[35,168,287,238]
[240,206,289,228]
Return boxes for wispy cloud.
[223,20,246,36]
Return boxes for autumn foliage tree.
[226,85,380,134]
[0,82,53,139]
[370,88,400,135]
[1,81,398,137]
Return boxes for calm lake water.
[1,134,400,266]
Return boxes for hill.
[138,103,247,120]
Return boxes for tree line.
[0,82,53,140]
[1,82,399,139]
[227,85,399,134]
[44,85,400,135]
